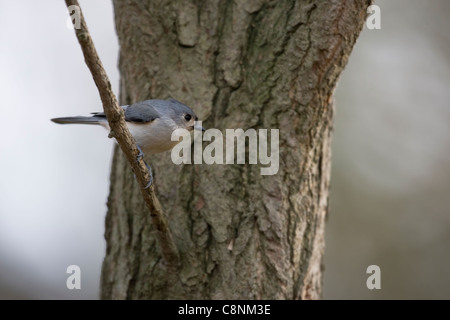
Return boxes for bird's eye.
[184,114,192,121]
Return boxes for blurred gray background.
[0,1,449,299]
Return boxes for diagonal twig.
[64,0,180,269]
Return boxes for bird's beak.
[193,124,205,131]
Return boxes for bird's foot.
[135,145,153,189]
[136,145,145,162]
[143,161,153,189]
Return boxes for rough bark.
[101,0,370,300]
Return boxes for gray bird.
[51,98,204,187]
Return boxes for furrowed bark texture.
[101,0,369,299]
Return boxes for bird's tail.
[51,116,104,125]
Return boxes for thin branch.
[64,0,180,269]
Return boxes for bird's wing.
[89,103,160,123]
[124,101,160,123]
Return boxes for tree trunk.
[101,0,369,299]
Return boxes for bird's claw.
[136,145,145,162]
[135,145,153,189]
[143,161,153,189]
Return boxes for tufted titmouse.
[51,98,204,187]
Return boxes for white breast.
[126,118,183,155]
